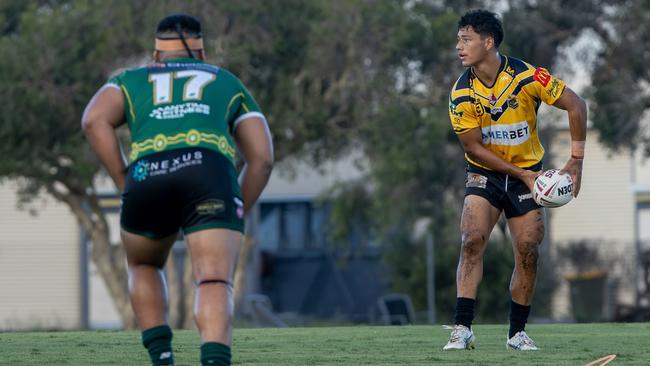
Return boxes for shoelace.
[443,325,467,343]
[513,333,535,347]
[521,336,535,346]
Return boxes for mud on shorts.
[121,147,244,239]
[464,162,543,218]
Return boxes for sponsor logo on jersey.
[481,121,530,146]
[466,172,488,189]
[507,94,519,109]
[474,102,485,116]
[548,79,561,98]
[491,106,503,115]
[149,102,210,120]
[533,67,551,87]
[449,101,464,117]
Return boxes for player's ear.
[153,50,160,62]
[197,50,205,60]
[484,36,494,51]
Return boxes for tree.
[2,0,640,328]
[325,0,624,319]
[0,0,469,327]
[0,0,159,328]
[590,0,650,154]
[502,0,649,153]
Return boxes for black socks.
[141,325,233,365]
[454,297,476,329]
[201,342,232,366]
[142,325,174,366]
[509,300,531,338]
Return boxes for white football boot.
[442,325,475,350]
[506,330,539,350]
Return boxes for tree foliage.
[0,0,644,327]
[590,0,650,154]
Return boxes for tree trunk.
[50,186,137,329]
[88,225,137,329]
[166,247,182,328]
[166,243,195,329]
[234,235,255,311]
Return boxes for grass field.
[1,323,649,365]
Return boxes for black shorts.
[464,162,542,218]
[121,147,244,239]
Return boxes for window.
[258,201,329,252]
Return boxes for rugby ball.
[533,169,573,208]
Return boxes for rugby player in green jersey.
[82,14,273,366]
[443,9,587,351]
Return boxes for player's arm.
[81,85,128,191]
[552,87,587,197]
[457,128,540,193]
[234,117,274,214]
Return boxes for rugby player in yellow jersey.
[82,15,273,366]
[443,9,587,351]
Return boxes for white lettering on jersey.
[481,121,530,146]
[149,102,211,120]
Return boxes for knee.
[515,241,540,264]
[460,231,487,260]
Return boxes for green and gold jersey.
[448,55,566,169]
[107,57,265,164]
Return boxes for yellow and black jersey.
[448,55,566,169]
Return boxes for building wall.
[262,153,366,200]
[548,130,637,320]
[0,181,80,330]
[549,130,635,243]
[633,148,650,187]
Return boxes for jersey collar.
[162,57,205,64]
[471,54,507,89]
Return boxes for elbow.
[81,116,95,135]
[580,97,588,120]
[248,154,274,178]
[260,157,274,178]
[81,112,102,135]
[82,115,114,138]
[463,144,480,161]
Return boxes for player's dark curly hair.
[156,14,202,39]
[458,9,503,48]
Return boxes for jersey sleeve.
[102,70,133,124]
[105,71,126,90]
[449,96,478,135]
[528,67,566,105]
[226,78,267,133]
